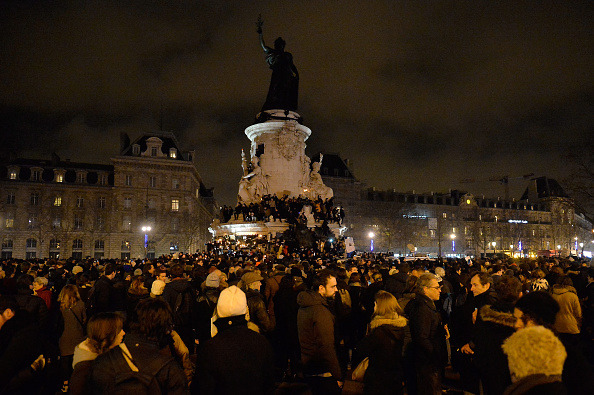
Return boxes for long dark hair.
[135,298,173,347]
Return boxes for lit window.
[6,193,15,205]
[56,173,64,183]
[124,197,132,209]
[28,215,38,229]
[495,216,498,222]
[171,199,179,211]
[170,242,179,252]
[9,170,17,180]
[54,196,62,206]
[121,240,131,250]
[442,212,447,219]
[5,214,14,228]
[466,199,471,204]
[452,227,457,234]
[169,148,177,158]
[49,239,60,249]
[125,175,132,186]
[76,196,84,208]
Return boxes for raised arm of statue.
[256,15,271,53]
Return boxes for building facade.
[320,154,593,257]
[0,132,216,260]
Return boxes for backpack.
[108,346,173,395]
[173,287,194,327]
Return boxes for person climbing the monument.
[257,15,299,112]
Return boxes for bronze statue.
[257,16,299,112]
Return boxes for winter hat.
[72,265,84,275]
[515,291,560,327]
[134,268,143,276]
[240,271,263,286]
[216,286,247,318]
[151,279,166,296]
[205,271,221,288]
[502,326,567,381]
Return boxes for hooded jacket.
[474,304,517,395]
[551,285,581,334]
[355,314,407,395]
[297,290,341,379]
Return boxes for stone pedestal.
[244,110,313,198]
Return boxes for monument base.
[210,218,346,239]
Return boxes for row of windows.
[124,174,181,190]
[8,168,109,185]
[1,239,180,252]
[6,193,181,211]
[4,213,182,230]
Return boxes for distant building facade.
[0,132,216,260]
[320,154,593,257]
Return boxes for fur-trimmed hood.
[479,305,517,328]
[370,313,407,330]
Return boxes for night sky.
[1,1,592,205]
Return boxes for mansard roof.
[312,152,356,180]
[120,131,189,161]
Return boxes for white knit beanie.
[216,285,247,318]
[151,279,166,296]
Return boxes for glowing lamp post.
[141,226,152,258]
[557,244,561,257]
[491,241,497,254]
[368,232,375,253]
[450,234,456,253]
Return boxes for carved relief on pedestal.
[277,122,301,160]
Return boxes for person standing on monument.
[257,16,299,111]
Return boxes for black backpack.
[173,287,194,327]
[108,347,173,395]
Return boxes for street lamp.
[510,244,514,257]
[450,234,456,254]
[557,244,561,257]
[574,237,578,255]
[580,242,584,257]
[491,241,497,254]
[141,226,152,259]
[368,232,375,253]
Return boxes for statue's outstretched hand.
[256,15,263,34]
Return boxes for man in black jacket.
[162,264,196,353]
[297,269,342,394]
[90,263,116,314]
[405,273,447,395]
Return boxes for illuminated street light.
[141,225,152,259]
[368,232,375,252]
[450,233,456,253]
[491,241,497,254]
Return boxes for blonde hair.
[373,290,403,317]
[57,284,81,310]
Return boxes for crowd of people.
[219,195,344,225]
[1,250,593,394]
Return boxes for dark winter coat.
[355,314,407,395]
[297,290,341,379]
[92,275,115,314]
[246,289,274,333]
[0,310,46,394]
[192,315,274,395]
[474,304,517,395]
[385,272,408,299]
[90,333,188,395]
[503,374,566,395]
[14,290,49,329]
[404,293,446,369]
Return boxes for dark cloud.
[1,0,592,204]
